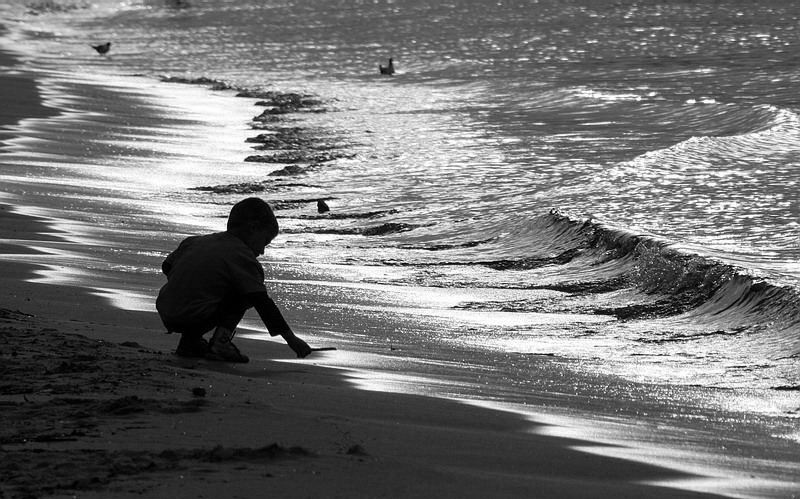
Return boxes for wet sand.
[0,212,724,499]
[0,43,784,498]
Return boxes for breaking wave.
[476,210,800,357]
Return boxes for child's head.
[227,197,279,238]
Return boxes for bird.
[91,42,111,55]
[379,58,395,75]
[317,199,330,213]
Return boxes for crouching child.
[156,197,311,362]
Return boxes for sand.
[0,43,781,499]
[0,209,732,499]
[0,217,728,499]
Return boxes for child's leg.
[165,294,250,358]
[163,320,214,358]
[209,294,249,340]
[175,334,209,358]
[206,295,251,363]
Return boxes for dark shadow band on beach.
[0,33,58,131]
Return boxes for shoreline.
[0,212,724,499]
[0,26,798,498]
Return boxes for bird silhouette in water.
[317,200,330,213]
[91,42,111,55]
[379,58,395,75]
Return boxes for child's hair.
[227,197,279,234]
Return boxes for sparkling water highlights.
[1,1,798,493]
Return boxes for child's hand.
[287,335,312,358]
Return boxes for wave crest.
[532,211,800,355]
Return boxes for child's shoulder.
[189,232,253,255]
[181,231,226,244]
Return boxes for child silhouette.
[156,198,311,362]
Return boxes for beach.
[0,47,734,499]
[0,173,722,497]
[0,266,733,499]
[1,10,799,498]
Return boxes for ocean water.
[1,0,799,479]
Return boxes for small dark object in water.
[91,42,111,54]
[192,387,207,397]
[379,58,395,75]
[317,199,330,213]
[346,444,369,456]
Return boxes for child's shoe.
[175,335,208,358]
[205,338,249,363]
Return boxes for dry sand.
[0,44,734,499]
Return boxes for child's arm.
[245,292,312,358]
